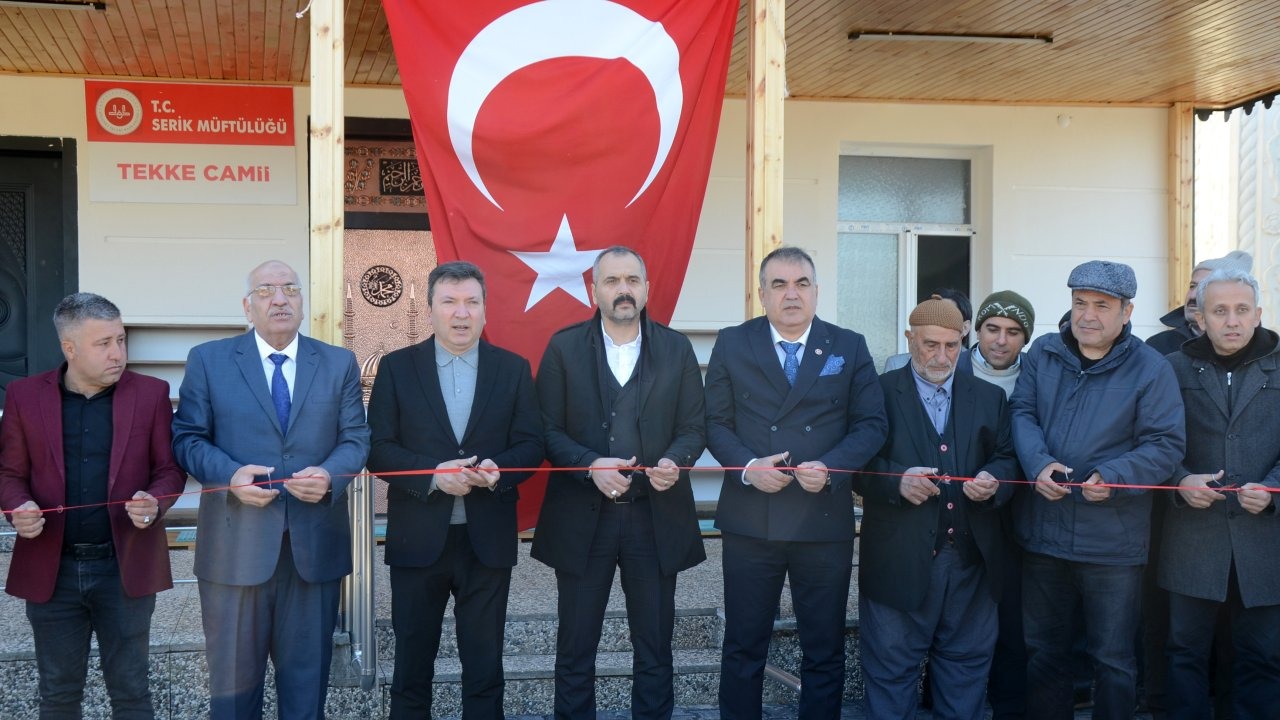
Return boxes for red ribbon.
[4,465,1276,516]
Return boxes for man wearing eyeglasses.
[172,260,370,720]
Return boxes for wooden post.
[308,0,344,345]
[746,0,786,318]
[1168,102,1195,310]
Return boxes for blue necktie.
[269,353,291,435]
[779,341,801,386]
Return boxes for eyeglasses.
[248,284,302,298]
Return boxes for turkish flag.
[383,0,738,530]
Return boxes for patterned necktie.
[779,341,801,386]
[269,353,291,435]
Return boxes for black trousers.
[553,498,677,720]
[718,531,854,720]
[389,525,511,720]
[1166,567,1280,720]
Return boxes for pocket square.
[819,355,845,376]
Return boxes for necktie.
[779,341,801,386]
[269,353,291,435]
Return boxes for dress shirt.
[59,369,115,547]
[435,340,479,524]
[910,365,955,436]
[253,331,299,400]
[744,322,817,480]
[768,322,813,368]
[601,321,642,384]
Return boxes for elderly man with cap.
[1010,260,1186,720]
[855,295,1018,720]
[1147,250,1253,356]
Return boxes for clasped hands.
[743,451,829,494]
[229,464,333,507]
[589,456,683,498]
[1035,462,1110,502]
[434,456,501,496]
[898,467,999,505]
[1179,470,1272,514]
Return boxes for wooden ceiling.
[1,0,1278,108]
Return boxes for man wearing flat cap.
[1010,260,1186,720]
[855,295,1018,719]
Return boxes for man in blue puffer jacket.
[1010,260,1186,720]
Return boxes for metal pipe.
[763,663,802,692]
[345,471,377,689]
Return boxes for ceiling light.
[0,1,105,10]
[848,31,1052,45]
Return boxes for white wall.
[1,76,1172,504]
[0,75,1170,343]
[673,99,1172,343]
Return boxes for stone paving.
[0,529,1158,720]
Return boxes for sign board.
[85,80,297,205]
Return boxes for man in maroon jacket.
[0,292,185,718]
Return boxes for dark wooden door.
[0,145,76,405]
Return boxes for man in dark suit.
[854,295,1018,720]
[1,292,185,717]
[172,260,370,720]
[705,245,888,719]
[366,260,544,718]
[531,246,706,719]
[1159,268,1280,718]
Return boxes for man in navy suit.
[706,246,888,719]
[172,260,370,720]
[366,260,544,718]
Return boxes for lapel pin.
[815,348,823,355]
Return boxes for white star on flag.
[509,215,598,311]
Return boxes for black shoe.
[1073,686,1094,710]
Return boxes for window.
[836,153,976,368]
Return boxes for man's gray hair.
[1196,267,1260,310]
[592,246,647,282]
[758,246,817,288]
[53,292,121,339]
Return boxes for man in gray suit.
[1160,267,1280,719]
[172,260,370,720]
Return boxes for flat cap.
[1067,260,1136,300]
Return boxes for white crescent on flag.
[447,0,683,211]
[383,0,739,529]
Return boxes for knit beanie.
[909,295,965,333]
[975,290,1036,338]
